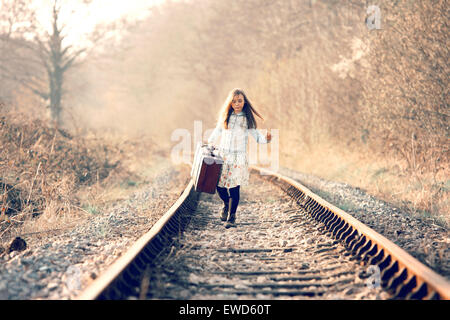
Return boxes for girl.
[207,88,272,228]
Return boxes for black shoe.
[220,205,229,221]
[225,212,236,228]
[225,221,236,228]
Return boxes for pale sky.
[33,0,167,44]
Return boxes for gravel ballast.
[278,167,449,280]
[0,165,447,300]
[0,162,191,300]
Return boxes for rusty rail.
[250,165,450,300]
[76,180,199,300]
[76,165,449,300]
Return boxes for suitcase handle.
[202,143,217,157]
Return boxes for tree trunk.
[48,1,63,127]
[49,65,63,126]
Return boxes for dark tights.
[216,185,240,214]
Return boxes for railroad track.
[76,166,450,300]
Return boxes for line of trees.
[2,0,447,180]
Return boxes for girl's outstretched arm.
[249,128,271,144]
[207,122,222,145]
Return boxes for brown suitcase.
[191,144,223,194]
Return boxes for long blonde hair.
[217,88,264,129]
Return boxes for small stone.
[178,289,191,299]
[343,287,355,295]
[8,237,27,253]
[0,288,8,300]
[379,291,390,300]
[19,257,33,266]
[234,283,248,289]
[188,273,202,284]
[38,288,50,297]
[48,282,59,291]
[300,263,309,269]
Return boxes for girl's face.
[231,94,245,114]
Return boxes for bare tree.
[0,0,123,126]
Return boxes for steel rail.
[250,165,450,300]
[76,163,449,300]
[76,180,199,300]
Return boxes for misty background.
[1,0,448,220]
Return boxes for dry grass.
[245,1,449,228]
[281,139,449,228]
[0,110,161,246]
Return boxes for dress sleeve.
[207,122,222,144]
[248,128,268,144]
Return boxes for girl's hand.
[266,131,272,143]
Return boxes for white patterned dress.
[207,111,268,188]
